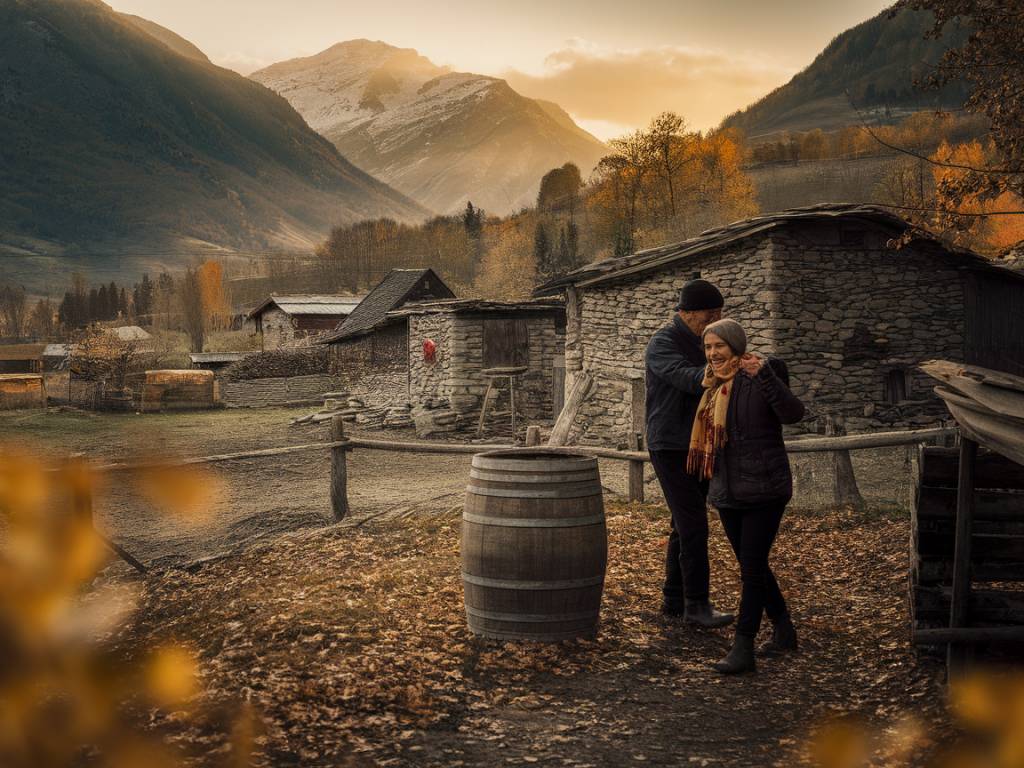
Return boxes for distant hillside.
[722,7,971,141]
[252,40,608,215]
[0,0,427,290]
[117,13,211,63]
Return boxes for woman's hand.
[739,353,763,376]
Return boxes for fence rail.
[63,419,956,574]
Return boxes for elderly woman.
[686,319,805,674]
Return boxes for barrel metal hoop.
[469,468,600,484]
[465,606,600,623]
[461,572,605,590]
[462,512,605,528]
[466,484,601,499]
[472,456,597,473]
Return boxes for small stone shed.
[139,370,218,413]
[391,299,566,425]
[534,204,1024,447]
[248,295,365,350]
[319,269,455,397]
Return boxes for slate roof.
[247,294,366,320]
[389,298,564,316]
[533,204,1022,295]
[320,269,453,343]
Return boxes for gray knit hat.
[703,318,747,356]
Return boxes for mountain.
[721,8,971,141]
[0,0,427,289]
[117,13,211,63]
[251,40,608,215]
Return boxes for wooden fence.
[81,421,955,574]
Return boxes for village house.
[0,343,45,374]
[534,204,1024,447]
[319,269,455,398]
[390,298,565,431]
[248,295,365,350]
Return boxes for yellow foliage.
[474,218,537,300]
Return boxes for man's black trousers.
[649,450,710,604]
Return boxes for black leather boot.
[757,615,798,656]
[683,599,735,628]
[711,634,756,674]
[661,598,686,616]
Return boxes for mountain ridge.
[252,41,608,215]
[0,1,427,289]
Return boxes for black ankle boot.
[711,634,756,674]
[757,616,798,657]
[661,598,686,616]
[683,599,735,628]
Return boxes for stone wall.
[770,225,965,431]
[329,323,409,407]
[565,226,967,447]
[569,239,772,446]
[259,307,296,350]
[407,312,565,428]
[221,373,340,408]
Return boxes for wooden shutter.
[483,318,529,368]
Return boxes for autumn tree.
[895,0,1023,199]
[28,298,55,339]
[474,218,536,300]
[646,112,690,217]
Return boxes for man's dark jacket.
[708,359,806,509]
[644,315,707,451]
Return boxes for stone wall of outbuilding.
[407,312,565,427]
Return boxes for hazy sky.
[109,0,895,139]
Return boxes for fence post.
[525,425,541,447]
[627,432,645,503]
[331,414,349,521]
[826,415,865,511]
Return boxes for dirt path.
[117,504,950,767]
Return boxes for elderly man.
[644,279,734,628]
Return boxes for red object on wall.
[422,338,437,363]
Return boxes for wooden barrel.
[461,449,607,641]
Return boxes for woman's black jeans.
[717,501,789,637]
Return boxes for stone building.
[534,204,1024,447]
[248,295,365,350]
[319,269,455,398]
[391,299,565,429]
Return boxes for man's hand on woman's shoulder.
[739,353,764,376]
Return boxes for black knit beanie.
[675,279,724,311]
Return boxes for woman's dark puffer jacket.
[708,358,806,509]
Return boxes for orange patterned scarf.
[686,358,741,480]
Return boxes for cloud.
[504,42,793,137]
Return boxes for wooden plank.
[915,559,1024,584]
[914,484,1024,522]
[920,445,1024,489]
[914,626,1024,645]
[912,585,1024,624]
[627,433,644,503]
[331,415,349,521]
[948,438,978,674]
[548,372,594,447]
[785,428,955,453]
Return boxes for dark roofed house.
[534,204,1024,447]
[248,294,365,350]
[0,343,45,374]
[320,269,455,399]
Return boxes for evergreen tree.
[462,201,483,239]
[119,287,128,318]
[533,222,552,276]
[566,220,579,269]
[108,281,118,319]
[88,288,100,323]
